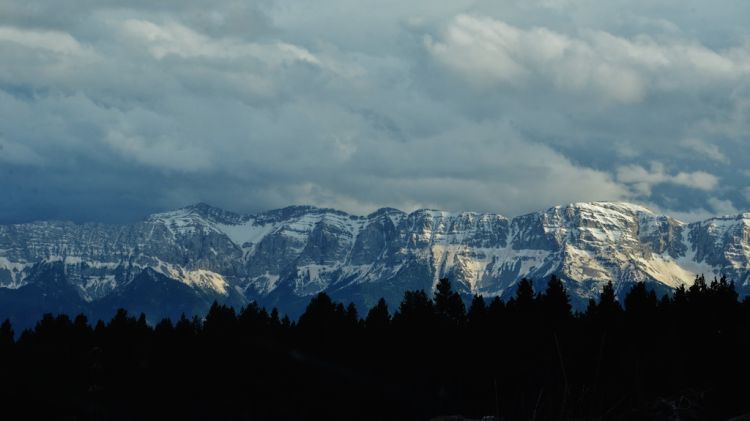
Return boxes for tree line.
[1,275,749,420]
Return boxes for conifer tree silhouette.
[540,275,571,324]
[468,294,488,328]
[511,278,535,314]
[345,303,360,329]
[298,292,340,332]
[434,278,466,327]
[0,319,13,348]
[4,271,750,420]
[624,282,657,318]
[487,296,506,325]
[393,290,434,329]
[365,298,390,331]
[204,302,238,336]
[154,318,174,336]
[597,281,622,324]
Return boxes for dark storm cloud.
[0,0,749,223]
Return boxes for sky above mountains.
[1,0,749,223]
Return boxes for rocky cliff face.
[1,201,748,323]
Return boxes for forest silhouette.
[1,275,749,420]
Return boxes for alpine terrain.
[1,201,748,326]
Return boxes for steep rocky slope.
[1,201,748,323]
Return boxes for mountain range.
[1,201,748,327]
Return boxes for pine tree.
[707,275,740,332]
[175,313,195,338]
[468,295,488,328]
[673,284,688,307]
[365,298,391,330]
[94,320,107,337]
[509,278,535,314]
[239,302,267,331]
[270,308,281,328]
[108,308,136,334]
[541,275,571,323]
[624,282,657,326]
[598,281,622,323]
[585,298,597,319]
[204,302,238,336]
[393,290,434,329]
[155,318,174,336]
[72,314,92,346]
[710,275,738,304]
[0,319,13,348]
[298,292,339,331]
[625,282,648,312]
[688,274,708,306]
[345,303,360,328]
[281,315,292,329]
[433,278,466,327]
[136,313,149,336]
[487,296,506,324]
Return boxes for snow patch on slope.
[638,254,700,288]
[216,220,276,247]
[245,272,281,294]
[0,257,30,288]
[154,262,229,295]
[294,264,335,295]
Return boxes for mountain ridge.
[1,201,748,325]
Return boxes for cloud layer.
[1,0,749,223]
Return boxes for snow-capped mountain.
[1,201,749,324]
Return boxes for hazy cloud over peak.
[1,0,749,223]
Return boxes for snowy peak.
[561,201,655,216]
[181,202,247,224]
[3,201,750,320]
[255,205,353,224]
[686,214,750,285]
[367,207,405,219]
[148,203,244,228]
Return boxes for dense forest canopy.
[1,275,749,420]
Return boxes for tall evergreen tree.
[239,302,262,328]
[624,282,652,312]
[624,282,657,328]
[298,292,341,332]
[393,290,435,329]
[204,302,238,336]
[673,284,688,307]
[688,274,708,307]
[487,296,506,324]
[434,278,466,327]
[540,275,572,323]
[468,295,488,328]
[0,319,13,348]
[174,313,197,339]
[598,281,622,323]
[509,278,535,314]
[710,275,738,304]
[270,308,281,326]
[365,298,391,331]
[154,318,174,336]
[345,303,360,328]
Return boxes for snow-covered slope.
[1,201,749,319]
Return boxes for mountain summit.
[1,201,747,324]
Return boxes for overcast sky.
[1,0,749,223]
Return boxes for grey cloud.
[616,162,720,196]
[0,0,749,223]
[425,14,750,104]
[680,138,727,163]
